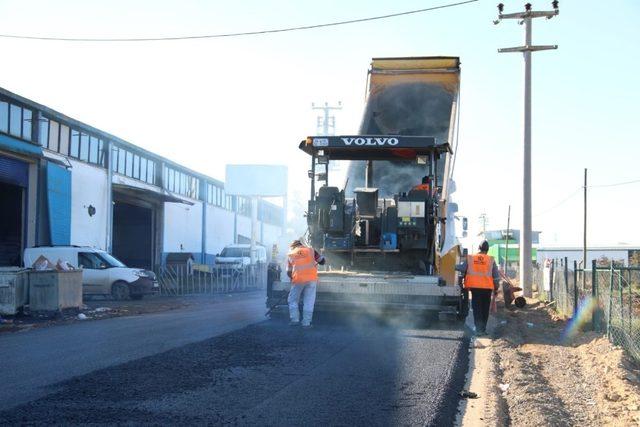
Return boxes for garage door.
[0,155,28,187]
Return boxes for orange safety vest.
[413,184,431,192]
[464,253,495,290]
[288,246,318,284]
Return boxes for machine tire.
[130,294,144,301]
[111,281,130,301]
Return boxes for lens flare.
[562,296,598,342]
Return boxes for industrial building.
[536,246,640,268]
[0,87,284,270]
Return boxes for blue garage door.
[0,155,28,187]
[47,162,71,245]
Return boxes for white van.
[215,244,267,268]
[23,246,158,300]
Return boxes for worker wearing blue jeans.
[287,281,317,326]
[287,240,324,327]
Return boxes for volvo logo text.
[341,137,399,146]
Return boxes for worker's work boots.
[301,311,313,328]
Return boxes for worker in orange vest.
[287,239,325,327]
[456,241,501,336]
[412,176,431,192]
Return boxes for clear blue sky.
[0,0,638,246]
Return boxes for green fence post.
[607,263,614,339]
[619,268,624,335]
[573,260,578,318]
[630,270,634,337]
[550,259,555,302]
[592,259,598,331]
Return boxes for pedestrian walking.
[456,240,500,336]
[287,239,325,327]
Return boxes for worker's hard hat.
[479,240,490,252]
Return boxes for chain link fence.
[535,258,640,363]
[154,263,267,296]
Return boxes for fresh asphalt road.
[0,295,469,426]
[0,293,266,411]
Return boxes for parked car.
[215,244,267,269]
[23,246,158,300]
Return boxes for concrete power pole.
[312,101,342,136]
[312,101,342,177]
[479,213,489,237]
[495,2,559,297]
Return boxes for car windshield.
[220,248,249,258]
[98,252,127,268]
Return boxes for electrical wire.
[589,178,640,189]
[0,0,478,43]
[533,187,581,217]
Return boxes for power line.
[532,177,640,217]
[0,1,478,43]
[533,187,581,217]
[589,178,640,188]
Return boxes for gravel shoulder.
[0,292,260,334]
[463,298,640,426]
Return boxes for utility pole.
[504,205,511,272]
[479,213,489,237]
[583,168,587,272]
[312,101,342,136]
[312,101,342,177]
[495,1,559,297]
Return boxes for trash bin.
[0,267,29,315]
[28,270,83,312]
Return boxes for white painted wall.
[205,206,235,255]
[69,159,108,249]
[163,201,203,253]
[262,222,282,247]
[236,214,251,242]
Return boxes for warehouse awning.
[112,183,194,205]
[0,133,43,158]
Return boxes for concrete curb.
[455,314,498,426]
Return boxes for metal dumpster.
[0,267,29,315]
[28,270,83,312]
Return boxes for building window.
[59,125,70,156]
[164,166,199,199]
[125,151,133,176]
[133,155,140,179]
[9,104,21,137]
[89,136,99,164]
[147,161,155,184]
[70,130,80,157]
[80,133,89,161]
[22,109,32,141]
[117,148,125,174]
[39,117,49,147]
[0,101,8,133]
[48,120,60,152]
[98,140,105,166]
[0,98,34,142]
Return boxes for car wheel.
[111,281,130,301]
[130,294,143,301]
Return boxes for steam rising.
[346,83,454,197]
